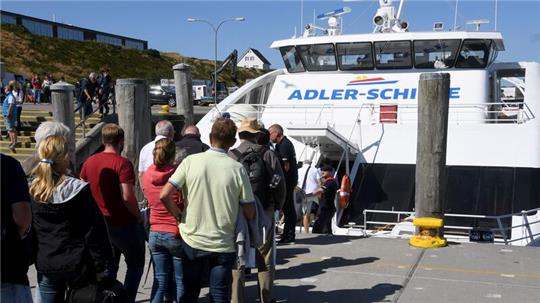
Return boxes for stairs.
[1,109,102,163]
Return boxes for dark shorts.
[3,115,16,131]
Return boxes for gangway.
[287,124,359,162]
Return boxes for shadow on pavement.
[245,283,402,303]
[276,256,380,281]
[293,235,358,246]
[276,247,311,265]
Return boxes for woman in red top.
[143,138,184,303]
[31,74,42,104]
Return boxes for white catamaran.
[196,0,540,245]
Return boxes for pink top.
[142,164,183,236]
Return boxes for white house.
[237,48,271,70]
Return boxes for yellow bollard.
[159,105,170,113]
[409,217,447,248]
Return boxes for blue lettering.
[288,86,456,101]
[345,89,358,100]
[319,89,330,100]
[332,89,344,100]
[411,88,417,99]
[304,90,318,100]
[449,87,460,99]
[367,89,379,100]
[380,89,393,100]
[288,90,302,100]
[393,88,409,99]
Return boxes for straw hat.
[238,118,261,134]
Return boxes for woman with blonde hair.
[142,138,184,303]
[30,135,111,303]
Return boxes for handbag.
[68,278,127,303]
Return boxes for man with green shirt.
[160,118,255,303]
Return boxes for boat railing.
[362,207,540,245]
[218,101,534,125]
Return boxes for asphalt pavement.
[27,234,540,302]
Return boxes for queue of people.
[1,115,339,303]
[1,69,113,155]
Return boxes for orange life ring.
[338,175,351,209]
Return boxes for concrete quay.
[28,234,540,302]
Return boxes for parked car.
[149,85,176,107]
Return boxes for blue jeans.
[1,283,32,303]
[149,231,183,303]
[77,100,93,119]
[36,271,79,303]
[33,89,41,103]
[180,242,236,303]
[107,223,146,303]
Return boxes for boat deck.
[29,234,540,302]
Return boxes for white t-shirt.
[138,135,167,173]
[297,164,321,194]
[13,90,23,106]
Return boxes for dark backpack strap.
[301,165,311,190]
[230,148,242,161]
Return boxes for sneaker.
[9,143,16,153]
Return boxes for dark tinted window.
[336,42,374,70]
[297,44,337,71]
[414,39,461,69]
[455,39,492,68]
[374,41,412,69]
[280,46,305,73]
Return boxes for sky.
[2,0,539,68]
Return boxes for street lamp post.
[187,17,245,106]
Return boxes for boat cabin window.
[374,41,412,69]
[455,39,492,68]
[297,43,338,71]
[280,46,305,73]
[247,85,262,105]
[414,39,460,69]
[336,42,374,70]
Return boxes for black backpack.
[237,147,271,208]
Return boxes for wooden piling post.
[415,73,450,220]
[116,79,151,200]
[173,63,194,125]
[50,82,76,164]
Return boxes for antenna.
[453,0,458,31]
[494,0,498,31]
[317,7,351,36]
[300,0,304,36]
[396,0,405,19]
[467,19,489,31]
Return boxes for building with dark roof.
[237,48,271,70]
[0,10,147,50]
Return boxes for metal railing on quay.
[362,207,540,245]
[74,96,115,138]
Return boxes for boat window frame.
[279,46,306,73]
[373,40,413,70]
[336,42,375,71]
[455,39,493,69]
[296,43,338,72]
[413,39,461,69]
